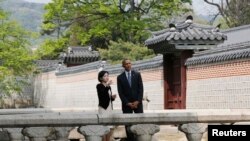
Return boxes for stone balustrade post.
[54,127,74,141]
[22,127,55,141]
[78,125,110,141]
[130,124,160,141]
[0,129,10,141]
[4,128,25,141]
[178,123,207,141]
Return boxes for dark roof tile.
[63,46,100,64]
[35,60,61,72]
[145,21,227,46]
[185,41,250,66]
[56,55,163,75]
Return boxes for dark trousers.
[122,103,143,141]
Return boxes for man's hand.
[127,102,136,109]
[132,101,139,108]
[127,101,140,109]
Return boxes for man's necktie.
[128,72,131,86]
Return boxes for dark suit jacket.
[96,84,114,109]
[117,70,143,107]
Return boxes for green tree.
[98,40,155,64]
[35,38,68,60]
[42,0,191,48]
[204,0,250,27]
[0,9,35,95]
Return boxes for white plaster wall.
[34,68,165,110]
[186,75,250,109]
[143,80,164,110]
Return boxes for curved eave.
[56,55,163,76]
[145,31,227,46]
[64,52,100,64]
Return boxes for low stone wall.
[1,109,250,126]
[1,108,249,141]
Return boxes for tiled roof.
[56,61,101,75]
[35,60,61,72]
[105,55,163,74]
[145,21,227,46]
[56,55,163,75]
[185,41,250,66]
[63,46,100,65]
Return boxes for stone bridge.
[0,109,250,141]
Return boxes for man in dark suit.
[117,58,144,141]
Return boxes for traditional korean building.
[145,16,227,109]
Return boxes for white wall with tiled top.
[34,67,165,110]
[34,61,250,110]
[186,75,250,109]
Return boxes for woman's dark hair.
[98,70,109,82]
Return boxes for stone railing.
[1,109,250,141]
